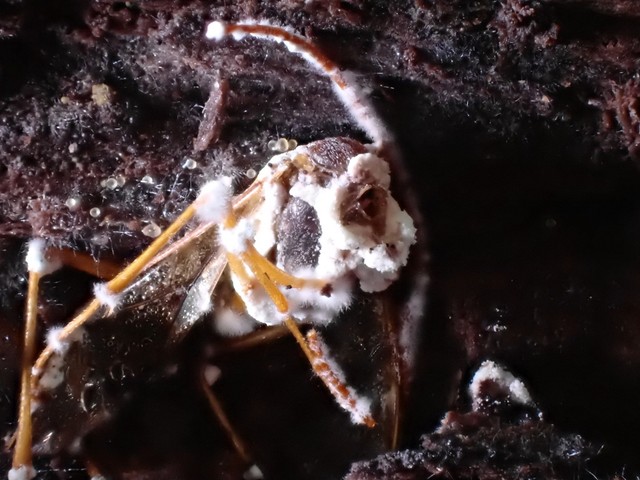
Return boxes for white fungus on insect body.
[205,20,393,147]
[220,142,416,326]
[194,176,233,224]
[37,354,66,391]
[218,218,255,255]
[307,330,373,425]
[288,150,416,293]
[214,308,257,336]
[7,465,36,480]
[93,282,122,313]
[25,238,62,276]
[46,327,68,354]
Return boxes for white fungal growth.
[469,360,534,410]
[224,145,415,326]
[286,272,353,325]
[289,151,416,293]
[205,20,227,41]
[347,152,391,186]
[205,20,393,146]
[93,283,122,312]
[218,217,255,255]
[214,308,257,336]
[195,177,233,223]
[307,331,373,425]
[46,327,68,354]
[228,271,287,326]
[8,465,36,480]
[37,326,87,392]
[25,238,61,276]
[252,180,287,255]
[37,353,66,391]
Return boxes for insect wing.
[31,224,220,456]
[170,249,228,342]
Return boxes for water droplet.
[105,177,118,189]
[142,222,161,238]
[89,207,101,218]
[183,158,198,170]
[68,142,78,154]
[116,175,126,186]
[65,197,80,210]
[141,175,154,184]
[274,138,288,152]
[288,138,298,150]
[245,168,257,179]
[80,382,102,413]
[99,179,107,188]
[267,139,277,150]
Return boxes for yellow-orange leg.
[31,204,198,380]
[11,270,40,478]
[226,243,376,427]
[12,247,123,478]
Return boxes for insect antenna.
[206,20,393,148]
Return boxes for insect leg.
[46,248,122,280]
[226,246,376,427]
[31,201,201,378]
[206,21,393,148]
[200,374,252,463]
[11,240,65,480]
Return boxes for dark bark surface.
[1,0,640,479]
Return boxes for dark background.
[1,0,640,478]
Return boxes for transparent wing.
[170,250,228,342]
[31,223,222,456]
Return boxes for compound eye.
[340,184,388,237]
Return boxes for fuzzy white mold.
[214,308,257,336]
[46,327,68,354]
[195,177,233,224]
[205,21,392,146]
[8,465,36,480]
[289,151,416,293]
[309,332,373,425]
[25,238,61,276]
[469,360,534,410]
[224,145,415,326]
[93,283,122,312]
[219,218,255,255]
[205,21,226,41]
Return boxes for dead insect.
[8,20,425,479]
